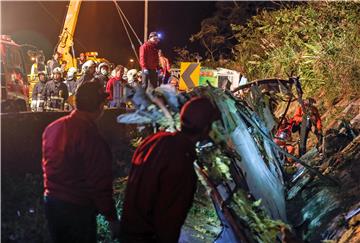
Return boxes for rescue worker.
[47,52,61,76]
[77,52,87,72]
[106,65,126,108]
[158,49,171,84]
[95,62,110,89]
[42,81,120,243]
[30,55,47,81]
[292,98,323,156]
[42,67,69,111]
[76,60,97,91]
[274,117,295,162]
[64,67,77,96]
[119,97,220,243]
[126,69,138,87]
[139,31,160,90]
[31,71,47,111]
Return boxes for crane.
[56,0,82,69]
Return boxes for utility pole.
[144,0,148,43]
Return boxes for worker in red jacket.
[158,49,171,84]
[274,117,295,162]
[291,98,323,156]
[139,31,160,90]
[42,81,119,243]
[106,65,126,108]
[119,97,220,243]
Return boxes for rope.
[113,0,140,64]
[113,1,143,46]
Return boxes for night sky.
[1,1,216,66]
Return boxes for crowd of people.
[30,31,173,112]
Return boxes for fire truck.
[1,35,29,112]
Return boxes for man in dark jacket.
[64,67,77,96]
[120,97,220,243]
[31,71,47,111]
[76,60,97,91]
[42,67,69,111]
[95,62,110,89]
[42,81,120,243]
[139,31,160,90]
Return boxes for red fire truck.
[1,35,29,112]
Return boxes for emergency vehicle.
[1,35,29,112]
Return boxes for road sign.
[179,62,200,91]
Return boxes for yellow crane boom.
[56,0,82,69]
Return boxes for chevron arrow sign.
[179,62,200,91]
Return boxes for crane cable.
[112,0,140,64]
[113,1,143,46]
[37,1,87,52]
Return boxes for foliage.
[232,2,360,102]
[1,174,50,242]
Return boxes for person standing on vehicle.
[139,32,160,90]
[43,67,68,110]
[119,97,220,243]
[42,81,120,243]
[158,49,171,85]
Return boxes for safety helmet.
[67,67,77,78]
[38,71,47,77]
[52,67,62,75]
[98,62,109,71]
[82,60,96,72]
[127,69,138,82]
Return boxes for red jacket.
[293,105,322,130]
[120,132,197,242]
[139,41,159,70]
[42,110,117,221]
[106,77,126,101]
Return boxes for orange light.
[129,59,134,63]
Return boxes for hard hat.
[98,62,109,71]
[180,97,221,132]
[127,69,138,82]
[52,67,62,74]
[67,67,77,78]
[82,60,96,72]
[38,71,47,77]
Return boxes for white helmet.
[127,69,138,82]
[67,67,77,78]
[52,67,62,74]
[82,60,96,72]
[98,62,109,71]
